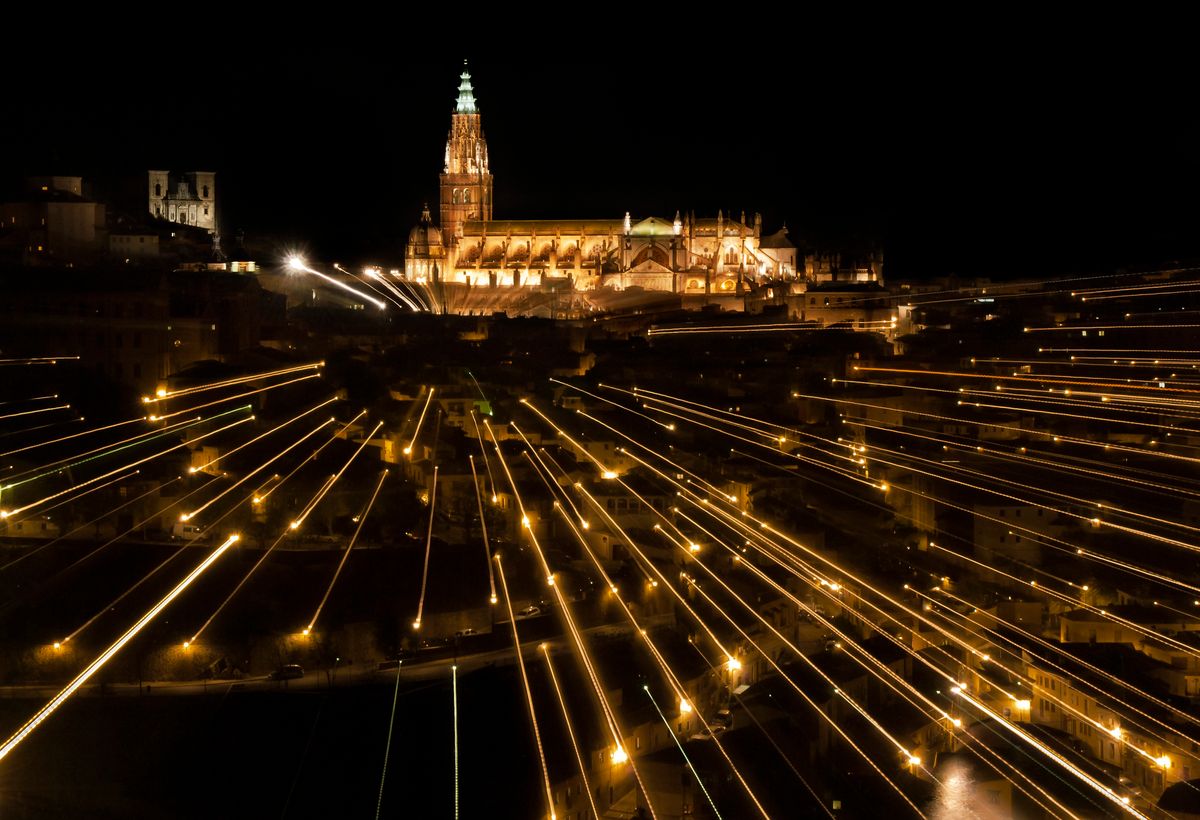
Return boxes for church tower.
[439,61,493,242]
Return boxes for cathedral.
[406,64,877,295]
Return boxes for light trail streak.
[681,569,929,815]
[926,540,1200,661]
[920,587,1200,766]
[2,406,242,490]
[412,465,437,630]
[286,256,387,310]
[15,477,220,605]
[375,658,403,820]
[148,374,323,421]
[0,356,79,365]
[672,470,1156,811]
[1025,323,1200,332]
[612,383,866,463]
[658,520,936,780]
[0,403,70,422]
[841,415,1200,502]
[0,415,144,459]
[62,480,257,645]
[952,688,1150,818]
[0,394,59,408]
[469,410,499,503]
[335,264,411,311]
[405,387,435,457]
[851,364,1200,395]
[541,646,601,820]
[467,455,497,604]
[846,432,1200,544]
[495,427,661,818]
[290,421,383,529]
[144,362,323,403]
[259,412,366,504]
[494,555,556,820]
[190,422,381,643]
[588,403,1200,806]
[642,685,723,820]
[0,473,171,573]
[548,378,675,431]
[646,320,895,336]
[306,469,388,631]
[187,398,337,474]
[4,469,139,531]
[1,414,253,519]
[452,664,459,820]
[540,497,778,819]
[0,418,84,445]
[0,534,239,764]
[798,389,1200,466]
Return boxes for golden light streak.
[291,421,383,529]
[952,688,1149,818]
[413,464,438,630]
[144,362,323,403]
[287,258,388,309]
[541,646,601,820]
[0,535,238,764]
[468,410,499,503]
[0,403,70,422]
[307,469,388,631]
[497,427,661,817]
[149,373,323,421]
[548,378,675,431]
[405,387,435,456]
[188,398,337,474]
[468,455,497,604]
[0,473,169,573]
[62,479,254,645]
[0,415,143,459]
[259,412,367,505]
[1,414,252,519]
[494,555,556,820]
[2,411,207,491]
[189,423,381,643]
[0,356,79,365]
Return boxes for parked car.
[516,605,543,619]
[713,708,733,729]
[268,664,304,681]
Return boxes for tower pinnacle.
[456,60,477,114]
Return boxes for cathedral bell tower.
[440,60,493,242]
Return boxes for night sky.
[3,29,1196,278]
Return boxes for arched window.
[463,189,471,204]
[154,183,161,197]
[452,189,460,205]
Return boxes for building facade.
[148,170,216,233]
[405,65,812,295]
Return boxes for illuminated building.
[148,170,216,233]
[405,63,805,295]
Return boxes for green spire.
[456,60,477,114]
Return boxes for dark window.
[202,185,209,198]
[154,183,161,197]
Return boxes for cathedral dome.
[407,205,443,255]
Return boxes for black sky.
[2,25,1196,279]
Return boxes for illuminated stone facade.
[148,170,216,233]
[406,65,816,294]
